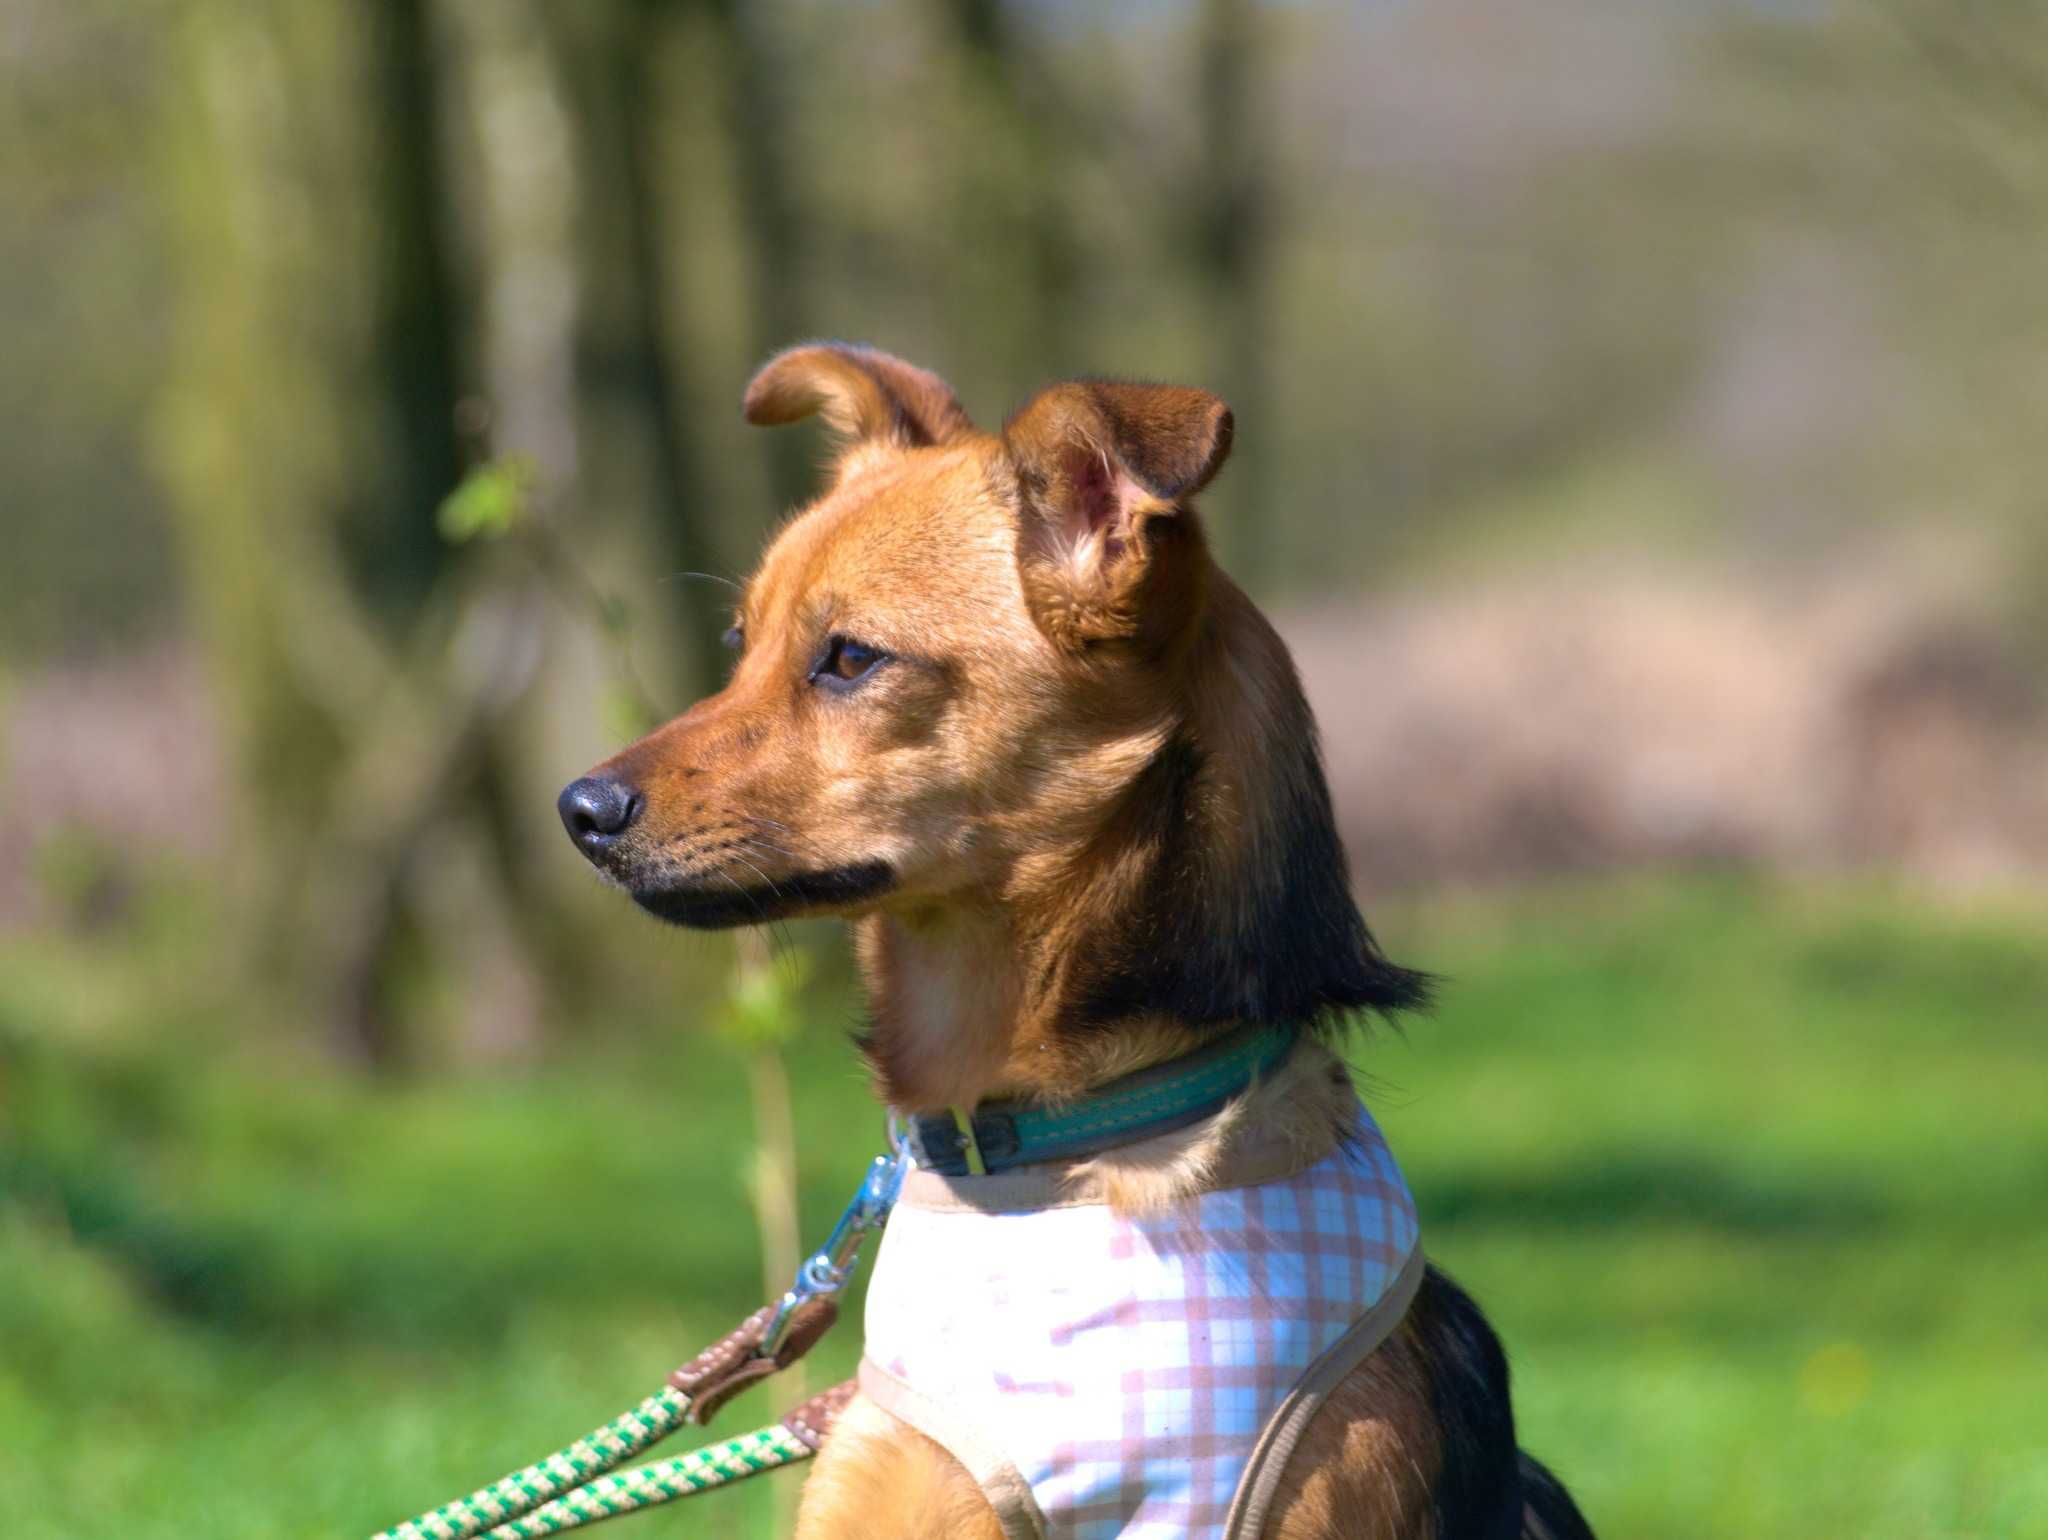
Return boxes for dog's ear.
[743,342,974,449]
[1003,380,1233,649]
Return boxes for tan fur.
[1264,1314,1443,1540]
[793,1395,1006,1540]
[1073,1036,1359,1218]
[576,347,1453,1538]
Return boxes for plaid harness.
[859,1101,1421,1539]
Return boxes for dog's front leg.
[793,1393,1006,1540]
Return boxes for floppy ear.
[742,342,974,448]
[1003,380,1234,649]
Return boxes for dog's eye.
[812,635,885,689]
[721,624,744,652]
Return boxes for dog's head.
[559,343,1230,923]
[561,344,1421,1067]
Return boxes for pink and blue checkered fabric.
[861,1104,1419,1539]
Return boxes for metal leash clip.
[755,1139,909,1360]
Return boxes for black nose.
[557,776,642,852]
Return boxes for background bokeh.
[3,2,2044,1536]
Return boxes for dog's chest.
[859,1106,1420,1539]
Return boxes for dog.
[558,343,1595,1539]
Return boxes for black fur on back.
[1409,1265,1599,1539]
[1067,721,1431,1035]
[1410,1265,1525,1540]
[1519,1451,1599,1540]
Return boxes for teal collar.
[899,1025,1295,1177]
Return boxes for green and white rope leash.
[475,1421,813,1539]
[377,1388,813,1540]
[372,1150,907,1540]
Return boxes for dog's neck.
[852,577,1423,1114]
[853,899,1213,1110]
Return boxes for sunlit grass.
[3,876,2044,1537]
[1372,878,2048,1539]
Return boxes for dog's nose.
[557,775,642,853]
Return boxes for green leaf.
[599,686,657,745]
[436,457,537,544]
[718,948,814,1051]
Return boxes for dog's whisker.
[726,854,805,953]
[727,854,785,904]
[712,868,774,928]
[660,570,743,592]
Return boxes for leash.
[372,1028,1291,1537]
[371,1149,907,1540]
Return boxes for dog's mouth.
[627,859,898,930]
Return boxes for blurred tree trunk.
[363,0,470,621]
[1192,0,1273,592]
[326,0,478,1069]
[436,0,602,1042]
[615,4,721,685]
[706,0,815,516]
[929,0,1080,402]
[157,2,423,1064]
[549,0,723,691]
[157,0,564,1071]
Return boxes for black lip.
[628,860,897,929]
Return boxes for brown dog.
[558,344,1594,1539]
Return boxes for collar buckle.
[903,1107,1020,1176]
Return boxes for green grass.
[1369,880,2048,1538]
[3,876,2045,1537]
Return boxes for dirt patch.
[0,647,224,926]
[1284,567,2048,895]
[4,573,2042,929]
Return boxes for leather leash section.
[669,1296,841,1426]
[373,1148,905,1540]
[781,1378,860,1452]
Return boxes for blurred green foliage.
[720,946,813,1055]
[438,459,538,546]
[3,878,2044,1538]
[5,0,2048,660]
